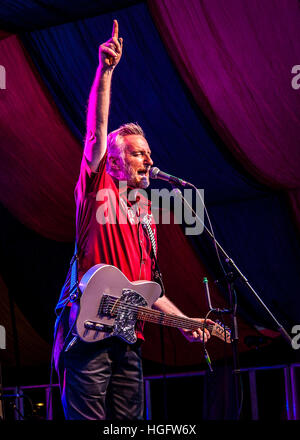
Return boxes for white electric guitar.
[72,264,231,345]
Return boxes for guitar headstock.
[211,321,231,343]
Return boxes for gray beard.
[139,176,150,189]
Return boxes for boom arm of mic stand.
[174,185,292,346]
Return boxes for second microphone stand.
[171,183,292,419]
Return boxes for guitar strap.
[66,241,81,345]
[69,241,80,302]
[141,214,165,296]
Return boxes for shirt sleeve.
[74,151,108,202]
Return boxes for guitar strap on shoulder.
[152,251,165,297]
[69,240,80,303]
[141,215,165,296]
[62,240,81,352]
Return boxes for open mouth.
[137,170,149,177]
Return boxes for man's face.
[121,135,153,189]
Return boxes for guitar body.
[72,264,231,345]
[74,264,162,344]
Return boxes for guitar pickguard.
[110,289,148,344]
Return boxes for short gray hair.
[106,122,145,169]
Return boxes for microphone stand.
[171,184,292,419]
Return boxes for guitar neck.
[104,296,230,342]
[137,306,214,332]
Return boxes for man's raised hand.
[99,19,123,70]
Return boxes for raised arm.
[84,20,123,172]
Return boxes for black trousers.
[55,310,144,420]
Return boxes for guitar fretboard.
[103,296,215,332]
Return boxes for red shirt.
[56,153,157,339]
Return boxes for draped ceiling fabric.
[0,1,299,371]
[0,35,81,241]
[0,0,141,32]
[149,0,300,227]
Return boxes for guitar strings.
[102,298,212,330]
[101,298,230,341]
[100,297,221,334]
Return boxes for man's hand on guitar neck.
[180,318,215,343]
[153,295,215,343]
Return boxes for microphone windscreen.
[149,167,160,179]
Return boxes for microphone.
[149,167,189,187]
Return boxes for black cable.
[21,393,34,420]
[2,392,33,420]
[46,301,70,420]
[159,326,168,420]
[230,285,244,420]
[47,242,80,420]
[202,310,214,372]
[184,184,244,419]
[187,183,227,277]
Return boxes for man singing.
[54,20,213,420]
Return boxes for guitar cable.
[202,310,214,373]
[47,299,81,420]
[46,301,68,420]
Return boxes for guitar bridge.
[98,294,118,316]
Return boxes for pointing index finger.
[112,19,119,39]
